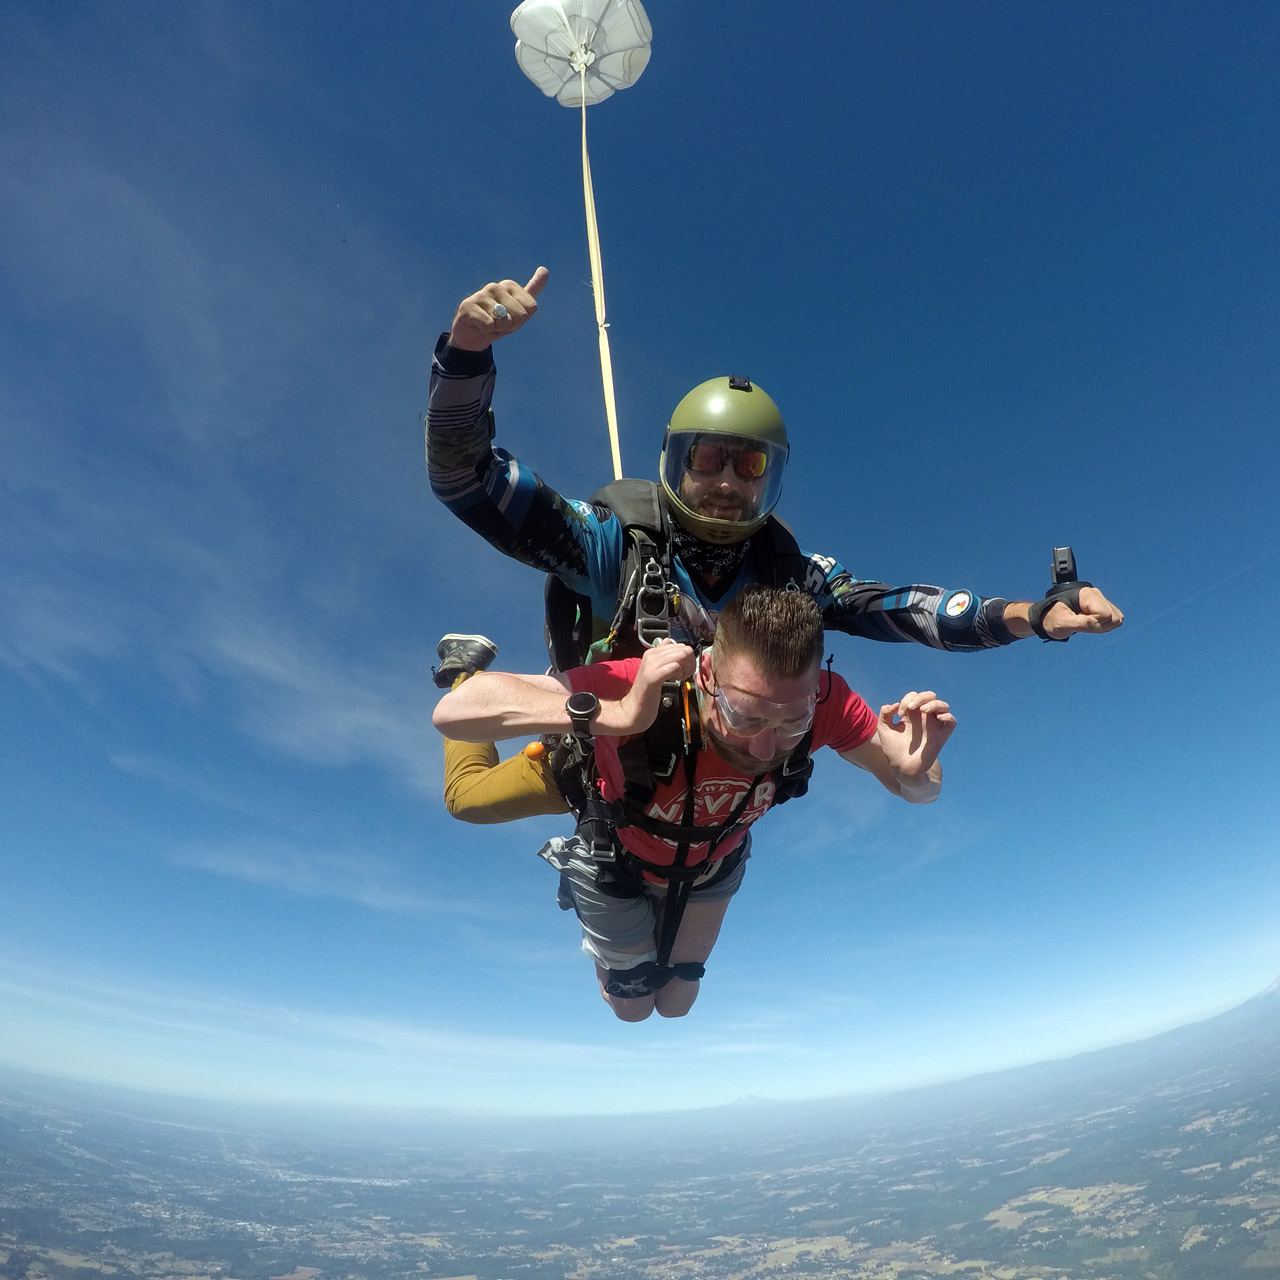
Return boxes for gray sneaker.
[432,633,498,689]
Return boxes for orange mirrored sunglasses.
[684,442,769,479]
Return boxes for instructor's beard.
[693,491,749,521]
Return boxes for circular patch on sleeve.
[938,589,978,630]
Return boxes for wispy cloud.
[198,604,439,790]
[0,573,129,684]
[0,545,442,795]
[170,837,477,918]
[0,955,627,1081]
[860,815,1002,887]
[2,150,227,445]
[0,955,848,1111]
[762,780,998,887]
[0,87,446,793]
[839,928,999,966]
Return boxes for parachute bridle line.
[578,60,624,481]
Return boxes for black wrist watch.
[565,690,600,738]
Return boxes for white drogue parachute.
[511,0,652,106]
[509,0,653,480]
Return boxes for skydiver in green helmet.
[658,375,789,544]
[426,266,1124,827]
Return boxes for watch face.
[944,590,972,617]
[567,691,599,718]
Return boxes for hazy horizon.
[4,976,1276,1130]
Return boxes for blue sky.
[1,0,1277,1116]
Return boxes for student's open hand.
[876,691,956,779]
[447,267,549,352]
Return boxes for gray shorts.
[537,833,751,970]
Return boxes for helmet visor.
[661,431,788,530]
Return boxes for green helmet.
[658,376,790,543]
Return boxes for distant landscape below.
[3,983,1280,1280]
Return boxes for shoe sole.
[437,633,498,661]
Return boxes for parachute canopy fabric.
[511,0,652,107]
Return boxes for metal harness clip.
[635,555,670,647]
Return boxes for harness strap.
[616,678,688,802]
[654,875,694,973]
[772,726,816,805]
[584,795,752,850]
[575,768,760,873]
[653,743,701,968]
[1028,580,1092,641]
[603,959,706,999]
[571,725,812,866]
[651,747,765,968]
[544,482,808,672]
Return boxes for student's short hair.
[711,585,823,679]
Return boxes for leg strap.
[603,960,706,999]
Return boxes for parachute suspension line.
[579,62,624,481]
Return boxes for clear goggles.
[705,676,816,742]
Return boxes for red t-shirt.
[567,660,877,870]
